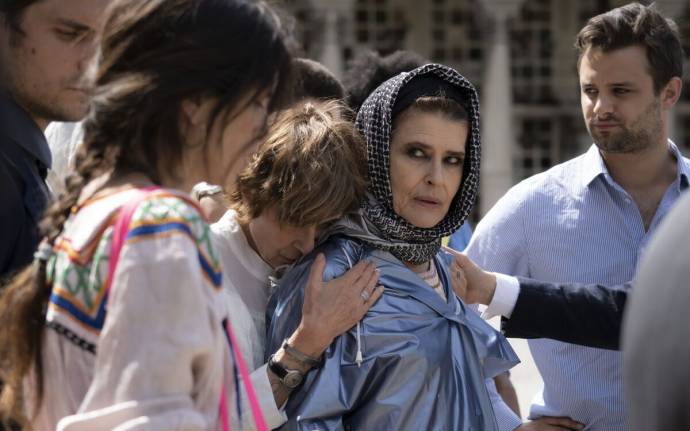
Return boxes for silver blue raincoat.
[265,238,519,431]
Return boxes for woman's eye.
[445,157,462,165]
[408,148,425,158]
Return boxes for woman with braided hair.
[265,64,519,430]
[0,0,291,429]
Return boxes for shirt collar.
[581,140,690,191]
[668,140,690,190]
[0,93,51,169]
[581,144,609,188]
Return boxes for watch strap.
[268,354,288,379]
[268,354,304,389]
[282,339,322,367]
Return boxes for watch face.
[284,370,303,388]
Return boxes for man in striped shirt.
[466,3,689,430]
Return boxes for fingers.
[340,259,370,281]
[449,259,467,298]
[441,245,474,270]
[453,251,473,270]
[305,253,326,295]
[441,245,460,257]
[363,285,384,308]
[361,264,380,296]
[344,260,377,291]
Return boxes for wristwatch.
[268,355,304,389]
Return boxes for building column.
[477,0,524,216]
[314,0,353,80]
[655,0,686,143]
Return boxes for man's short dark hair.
[575,2,683,94]
[343,49,427,112]
[0,0,41,35]
[292,58,345,102]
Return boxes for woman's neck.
[404,260,431,273]
[78,171,154,205]
[240,221,259,255]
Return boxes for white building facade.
[280,0,690,215]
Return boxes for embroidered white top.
[34,188,236,431]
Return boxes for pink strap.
[105,186,267,431]
[220,320,269,431]
[106,186,161,295]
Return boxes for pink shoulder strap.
[106,186,267,431]
[220,320,269,431]
[106,186,161,295]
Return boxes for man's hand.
[516,417,584,430]
[443,246,497,305]
[290,254,383,357]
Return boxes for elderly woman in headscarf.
[264,64,518,430]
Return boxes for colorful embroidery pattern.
[46,191,222,347]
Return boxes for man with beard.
[465,3,688,430]
[0,0,108,280]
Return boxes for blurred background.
[277,0,690,215]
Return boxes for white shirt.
[466,142,690,430]
[211,210,287,430]
[45,121,83,195]
[483,273,520,319]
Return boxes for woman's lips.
[414,197,441,207]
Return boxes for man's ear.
[661,77,682,110]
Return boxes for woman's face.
[181,87,272,192]
[389,109,468,228]
[210,88,272,192]
[248,206,326,269]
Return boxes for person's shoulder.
[0,152,24,204]
[210,209,240,237]
[317,236,366,280]
[278,235,364,289]
[128,189,216,252]
[130,188,206,229]
[497,153,589,209]
[126,188,221,286]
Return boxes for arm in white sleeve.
[482,273,521,319]
[244,364,287,430]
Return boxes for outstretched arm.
[447,248,628,350]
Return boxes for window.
[428,0,486,86]
[509,0,554,104]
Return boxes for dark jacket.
[502,278,629,350]
[0,94,51,281]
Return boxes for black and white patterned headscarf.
[333,63,481,264]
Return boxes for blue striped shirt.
[466,142,690,430]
